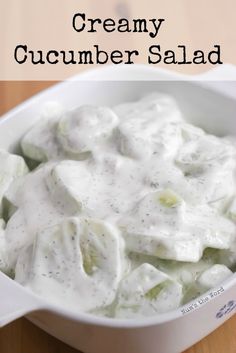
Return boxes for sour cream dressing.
[0,93,236,318]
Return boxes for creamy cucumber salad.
[0,93,236,319]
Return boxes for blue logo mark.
[216,300,236,319]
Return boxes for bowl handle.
[196,64,236,80]
[0,271,43,327]
[194,64,236,99]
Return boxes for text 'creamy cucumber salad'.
[0,93,236,319]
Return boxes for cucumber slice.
[227,197,236,222]
[0,219,12,275]
[21,102,64,162]
[115,263,182,318]
[21,117,61,162]
[116,122,183,160]
[197,264,233,290]
[46,162,86,215]
[217,241,236,271]
[0,219,7,273]
[57,105,118,155]
[114,93,183,124]
[175,134,236,206]
[2,177,24,221]
[15,217,125,312]
[120,190,235,262]
[176,134,235,170]
[4,163,71,269]
[0,150,28,217]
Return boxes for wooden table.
[0,82,236,353]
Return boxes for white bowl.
[0,65,236,353]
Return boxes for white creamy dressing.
[0,93,236,318]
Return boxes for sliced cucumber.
[120,190,235,262]
[0,219,9,274]
[21,117,61,162]
[46,161,88,215]
[197,264,233,290]
[57,105,118,155]
[0,150,28,218]
[15,217,125,312]
[115,263,182,318]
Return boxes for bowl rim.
[33,273,236,328]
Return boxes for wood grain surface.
[0,82,236,353]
